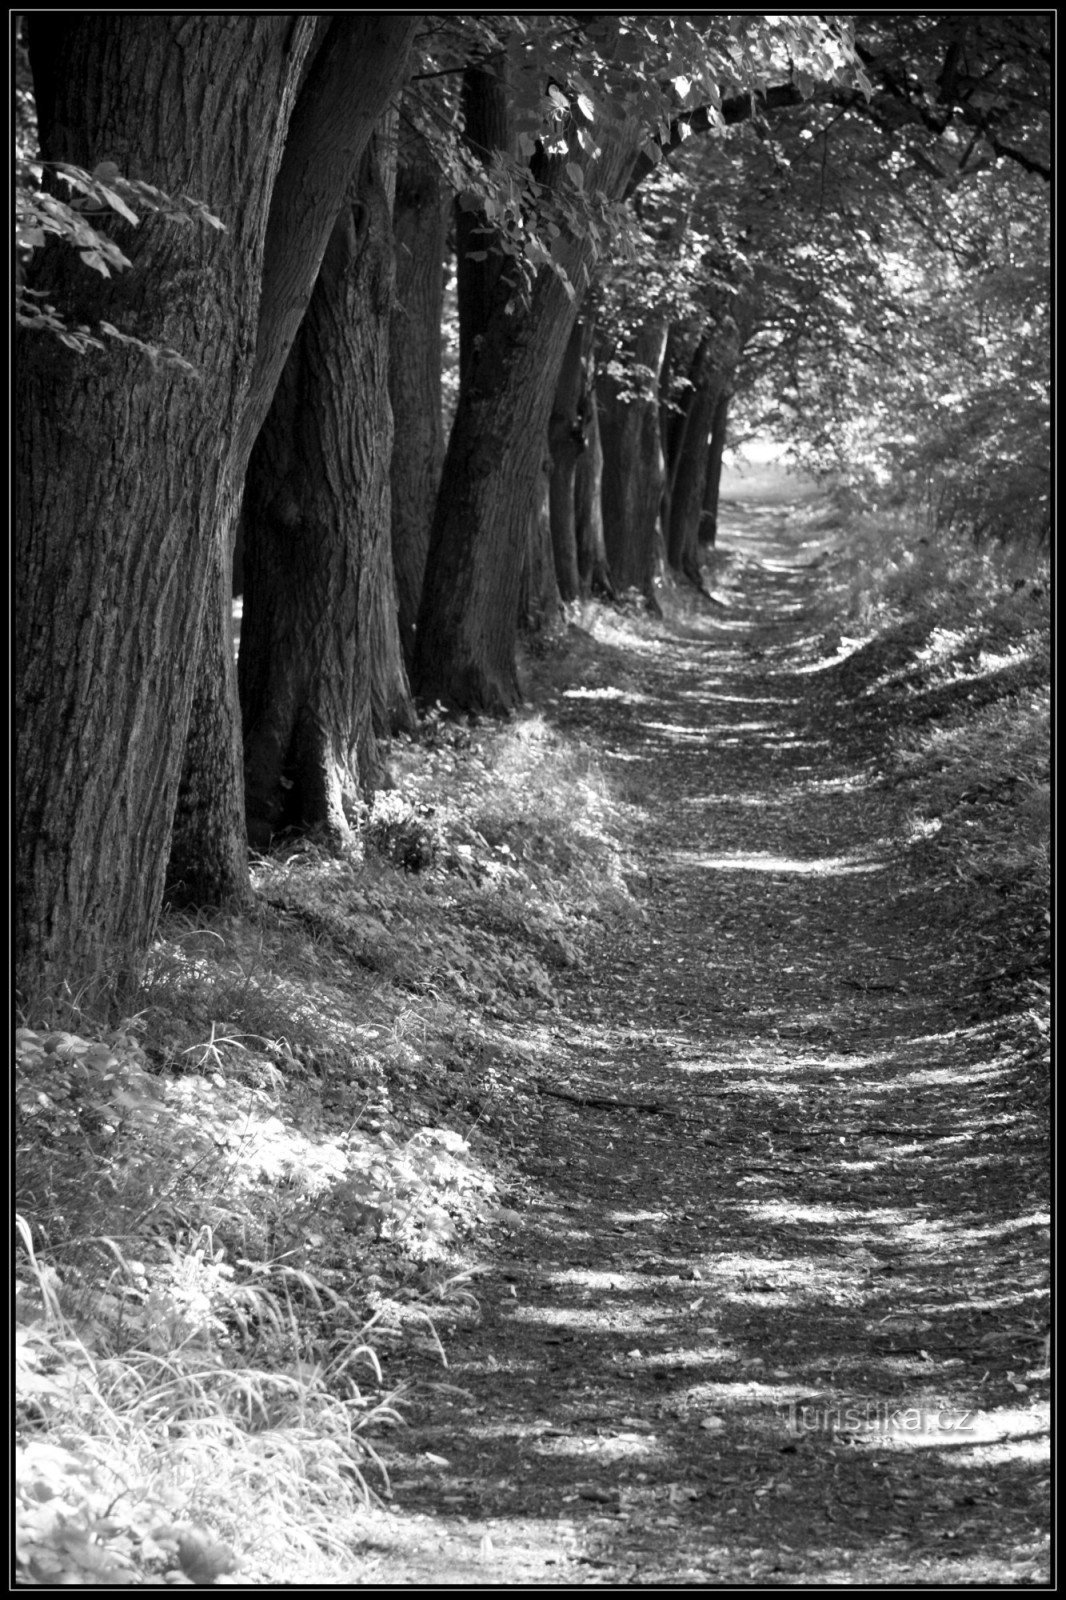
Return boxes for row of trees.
[15,14,1050,995]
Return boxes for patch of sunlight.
[672,848,888,876]
[916,625,971,664]
[793,635,873,675]
[561,686,652,704]
[718,734,823,749]
[893,1062,1011,1091]
[852,1405,1049,1457]
[947,1209,1049,1242]
[681,691,798,706]
[530,1433,663,1462]
[608,1209,672,1226]
[907,815,943,839]
[741,1201,855,1226]
[682,1379,810,1405]
[640,720,714,739]
[679,792,775,807]
[545,1268,658,1291]
[507,1305,666,1333]
[800,773,876,793]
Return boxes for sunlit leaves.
[15,154,224,369]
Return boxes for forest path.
[362,485,1049,1584]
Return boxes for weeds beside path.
[363,500,1050,1584]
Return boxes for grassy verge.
[804,509,1050,1074]
[16,710,641,1585]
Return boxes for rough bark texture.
[519,456,561,635]
[239,133,412,852]
[414,105,642,712]
[667,334,719,589]
[166,476,250,908]
[575,384,613,598]
[390,116,447,668]
[171,15,419,901]
[597,321,669,603]
[548,319,591,602]
[700,389,732,547]
[455,56,514,384]
[16,16,310,990]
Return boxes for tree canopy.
[15,11,1050,995]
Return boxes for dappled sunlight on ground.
[357,484,1048,1585]
[671,848,890,875]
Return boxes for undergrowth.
[15,504,1048,1581]
[15,711,640,1584]
[807,508,1050,1067]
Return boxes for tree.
[238,127,413,854]
[413,15,857,710]
[548,318,594,601]
[597,320,670,603]
[16,15,418,991]
[167,16,420,905]
[389,112,448,669]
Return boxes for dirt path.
[359,498,1050,1584]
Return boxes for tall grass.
[16,698,641,1583]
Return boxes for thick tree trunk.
[575,384,613,597]
[414,107,642,712]
[700,388,731,547]
[597,320,669,603]
[548,319,592,602]
[390,115,447,669]
[171,15,419,900]
[239,132,412,852]
[15,16,312,990]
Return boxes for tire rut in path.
[363,513,1049,1585]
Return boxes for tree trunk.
[700,389,731,547]
[166,482,250,908]
[597,320,669,603]
[575,382,613,597]
[390,114,447,669]
[519,454,560,635]
[414,106,642,712]
[548,319,591,602]
[170,15,419,901]
[667,336,718,588]
[455,56,515,383]
[15,16,314,991]
[239,131,412,852]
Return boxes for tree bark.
[414,102,642,712]
[239,131,412,852]
[574,383,613,597]
[667,334,719,588]
[548,319,592,602]
[16,15,312,990]
[700,388,731,547]
[597,320,669,603]
[389,115,447,669]
[455,55,515,384]
[519,454,560,635]
[170,15,419,901]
